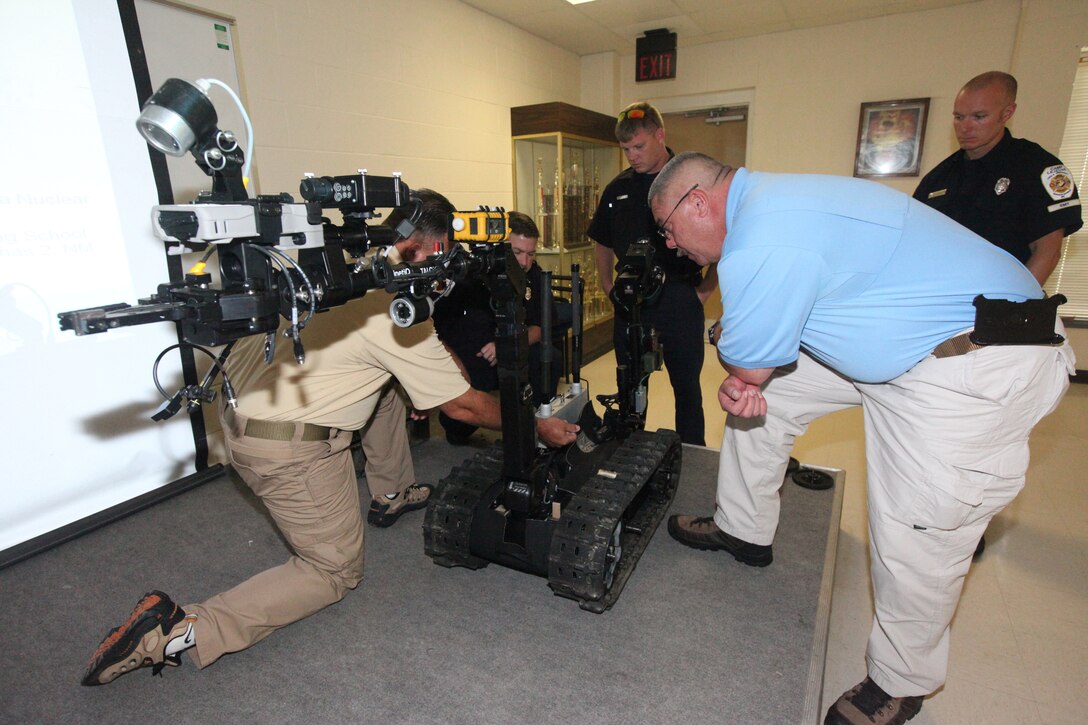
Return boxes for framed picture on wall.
[853,98,930,177]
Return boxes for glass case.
[512,132,621,328]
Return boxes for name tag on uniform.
[927,189,947,199]
[1048,199,1081,213]
[616,194,629,200]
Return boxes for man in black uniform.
[914,71,1082,286]
[433,211,561,444]
[915,70,1082,557]
[588,102,717,446]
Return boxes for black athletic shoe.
[368,483,433,527]
[825,677,924,724]
[667,515,773,567]
[81,590,190,686]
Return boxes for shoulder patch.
[1041,165,1075,201]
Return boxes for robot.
[424,236,682,612]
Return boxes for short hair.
[962,71,1017,104]
[648,151,731,205]
[507,210,539,239]
[616,101,664,142]
[410,188,455,239]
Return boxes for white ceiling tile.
[458,0,976,56]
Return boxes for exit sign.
[636,29,677,82]
[637,51,675,81]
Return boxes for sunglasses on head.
[617,108,647,122]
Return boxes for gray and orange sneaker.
[368,483,433,527]
[81,590,192,686]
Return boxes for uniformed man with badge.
[915,70,1082,560]
[588,102,718,447]
[914,70,1082,286]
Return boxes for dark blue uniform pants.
[613,281,706,446]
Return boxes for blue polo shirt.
[716,168,1042,383]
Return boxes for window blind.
[1046,50,1088,318]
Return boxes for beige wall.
[190,0,581,210]
[599,0,1088,196]
[174,0,1087,208]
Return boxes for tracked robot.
[424,235,682,612]
[59,77,680,612]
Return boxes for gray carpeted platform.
[0,436,840,724]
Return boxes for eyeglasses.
[657,183,699,238]
[617,108,646,122]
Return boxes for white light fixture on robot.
[136,78,218,156]
[136,77,255,185]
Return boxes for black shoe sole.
[81,591,183,686]
[667,517,773,567]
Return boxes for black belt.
[242,418,334,441]
[932,332,985,359]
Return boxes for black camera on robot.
[609,237,664,314]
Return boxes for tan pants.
[715,333,1074,696]
[185,407,363,668]
[358,384,414,499]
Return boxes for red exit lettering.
[637,51,675,81]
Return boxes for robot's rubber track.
[547,429,681,612]
[423,443,503,569]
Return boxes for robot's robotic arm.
[57,78,510,349]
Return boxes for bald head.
[649,152,731,208]
[961,71,1017,105]
[953,71,1018,159]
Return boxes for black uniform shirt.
[914,129,1082,263]
[432,259,551,359]
[586,157,703,285]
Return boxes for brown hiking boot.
[667,515,773,567]
[81,591,193,686]
[368,483,433,527]
[825,677,924,724]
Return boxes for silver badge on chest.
[994,177,1010,195]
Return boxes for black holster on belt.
[969,294,1066,346]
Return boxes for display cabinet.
[511,103,622,329]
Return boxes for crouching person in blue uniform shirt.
[651,152,1075,725]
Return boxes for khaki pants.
[715,333,1074,696]
[358,384,414,499]
[185,408,363,668]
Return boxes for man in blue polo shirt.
[649,152,1074,725]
